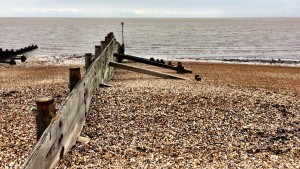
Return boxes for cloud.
[0,0,299,17]
[11,8,84,13]
[132,10,223,17]
[42,8,86,13]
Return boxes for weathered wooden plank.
[113,53,193,74]
[109,62,188,80]
[22,38,121,169]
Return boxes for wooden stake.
[36,97,55,141]
[105,36,109,44]
[101,41,106,52]
[69,67,81,92]
[177,62,184,74]
[108,32,114,40]
[110,32,114,39]
[95,45,101,58]
[85,53,93,71]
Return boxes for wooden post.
[10,59,16,65]
[108,32,114,40]
[85,53,93,71]
[36,97,55,141]
[21,55,27,62]
[95,45,101,58]
[177,62,184,74]
[105,36,110,45]
[107,33,111,41]
[101,41,106,52]
[69,67,81,92]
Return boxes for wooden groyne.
[22,32,190,169]
[22,33,120,169]
[0,45,38,65]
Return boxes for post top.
[69,67,80,71]
[36,97,54,105]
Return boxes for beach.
[0,61,299,168]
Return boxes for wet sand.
[0,62,299,168]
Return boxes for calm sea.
[1,18,300,62]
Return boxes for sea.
[1,17,300,64]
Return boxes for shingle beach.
[1,62,299,168]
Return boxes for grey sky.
[0,0,299,17]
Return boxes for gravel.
[1,62,299,168]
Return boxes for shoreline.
[173,58,300,67]
[2,56,300,68]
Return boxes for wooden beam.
[113,53,193,74]
[109,62,188,80]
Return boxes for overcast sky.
[0,0,299,18]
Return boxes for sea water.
[1,18,300,63]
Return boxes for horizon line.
[1,16,300,19]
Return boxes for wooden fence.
[21,31,192,168]
[22,33,121,169]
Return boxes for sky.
[0,0,299,18]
